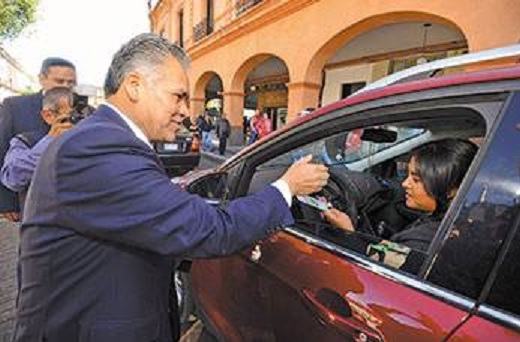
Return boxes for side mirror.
[186,172,229,202]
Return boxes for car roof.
[324,65,519,113]
[355,43,520,94]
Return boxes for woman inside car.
[323,138,478,252]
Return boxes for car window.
[427,92,520,302]
[258,126,426,171]
[249,107,487,277]
[484,210,520,317]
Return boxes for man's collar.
[103,102,152,148]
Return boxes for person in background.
[258,111,273,139]
[248,108,262,145]
[1,87,74,302]
[13,33,329,341]
[182,116,201,152]
[216,113,231,156]
[1,87,74,216]
[197,111,213,151]
[0,57,76,222]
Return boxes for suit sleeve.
[54,139,294,258]
[0,99,19,212]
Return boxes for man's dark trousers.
[218,136,227,155]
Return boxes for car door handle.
[302,288,382,341]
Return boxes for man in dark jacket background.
[0,57,76,222]
[216,113,230,155]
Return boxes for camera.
[69,93,93,124]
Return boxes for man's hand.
[281,155,329,196]
[49,114,74,138]
[1,211,20,222]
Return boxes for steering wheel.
[321,168,359,228]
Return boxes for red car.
[178,64,520,341]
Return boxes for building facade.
[150,0,520,144]
[0,46,37,101]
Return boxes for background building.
[150,0,520,144]
[0,46,37,101]
[75,83,105,108]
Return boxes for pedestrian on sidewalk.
[0,57,77,223]
[197,111,213,151]
[258,111,273,139]
[13,33,329,342]
[216,113,230,155]
[247,108,261,145]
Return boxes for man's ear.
[41,109,55,125]
[38,74,47,89]
[121,72,142,102]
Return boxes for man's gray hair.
[42,87,73,113]
[104,33,190,96]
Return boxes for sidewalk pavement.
[0,219,18,340]
[200,145,244,165]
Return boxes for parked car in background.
[176,61,520,340]
[154,123,201,178]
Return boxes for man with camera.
[0,57,77,222]
[1,87,75,216]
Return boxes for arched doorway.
[235,55,290,144]
[204,74,223,117]
[303,13,468,110]
[320,21,467,106]
[193,71,224,118]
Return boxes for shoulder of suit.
[60,118,147,155]
[3,92,41,106]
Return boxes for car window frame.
[242,98,492,218]
[443,92,520,332]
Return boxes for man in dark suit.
[0,57,76,222]
[216,113,230,155]
[13,34,329,341]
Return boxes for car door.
[189,87,517,341]
[187,163,277,341]
[438,92,520,340]
[235,92,511,341]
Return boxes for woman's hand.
[323,208,354,232]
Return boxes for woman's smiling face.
[402,157,437,213]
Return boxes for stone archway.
[304,11,468,87]
[192,71,224,118]
[226,53,291,145]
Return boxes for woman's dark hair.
[411,138,478,215]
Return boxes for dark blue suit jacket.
[0,92,47,212]
[14,105,294,341]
